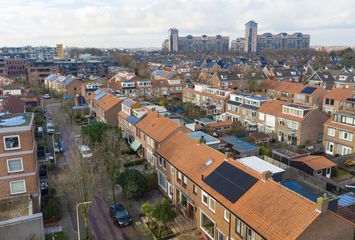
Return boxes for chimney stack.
[224,152,232,161]
[199,135,206,144]
[201,174,204,180]
[262,171,273,182]
[316,195,329,213]
[179,117,184,127]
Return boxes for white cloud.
[0,0,354,47]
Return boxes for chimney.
[199,135,206,144]
[224,152,232,161]
[151,107,156,112]
[201,174,204,180]
[316,195,329,213]
[262,171,273,182]
[179,117,185,127]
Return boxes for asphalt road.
[45,99,144,240]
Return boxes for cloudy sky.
[0,0,354,48]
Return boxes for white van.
[46,122,55,135]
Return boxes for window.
[7,158,23,173]
[327,128,335,137]
[193,184,197,195]
[326,142,334,154]
[325,98,334,105]
[170,166,174,175]
[10,180,26,195]
[339,131,353,142]
[177,171,182,183]
[223,208,230,222]
[259,112,265,121]
[179,191,187,208]
[4,135,21,150]
[157,170,167,192]
[202,191,208,206]
[209,197,216,213]
[200,210,215,239]
[217,229,225,240]
[235,217,245,237]
[158,157,167,169]
[341,146,352,155]
[246,227,255,240]
[183,175,188,186]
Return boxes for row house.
[183,84,232,115]
[134,111,189,166]
[210,72,242,89]
[261,80,326,108]
[322,88,354,115]
[306,70,335,90]
[80,82,101,98]
[155,131,354,240]
[118,98,146,145]
[225,93,268,129]
[323,112,355,156]
[257,100,328,145]
[44,74,82,97]
[334,72,355,89]
[87,89,123,126]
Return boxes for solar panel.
[301,87,317,94]
[204,161,257,203]
[95,88,102,95]
[167,73,176,79]
[95,91,106,101]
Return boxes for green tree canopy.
[81,122,113,145]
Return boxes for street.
[44,100,144,240]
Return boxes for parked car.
[109,204,132,227]
[46,122,55,134]
[40,179,49,195]
[54,141,64,153]
[43,94,51,99]
[36,127,44,138]
[80,145,93,158]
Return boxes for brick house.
[210,72,242,89]
[322,88,354,115]
[135,111,189,167]
[155,131,354,240]
[0,113,39,207]
[87,89,123,126]
[257,100,329,145]
[323,112,355,156]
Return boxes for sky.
[0,0,354,48]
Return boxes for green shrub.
[117,169,146,199]
[259,145,272,157]
[144,172,158,191]
[124,158,147,167]
[42,197,61,220]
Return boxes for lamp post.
[76,201,92,240]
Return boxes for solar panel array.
[301,87,317,94]
[204,161,257,202]
[95,91,106,101]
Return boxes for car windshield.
[116,209,128,218]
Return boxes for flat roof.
[236,156,285,174]
[187,131,220,145]
[281,180,328,202]
[221,136,259,152]
[0,195,30,221]
[0,112,33,129]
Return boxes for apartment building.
[323,112,355,156]
[261,80,326,108]
[5,58,28,78]
[225,93,268,129]
[26,61,58,86]
[256,32,310,52]
[87,89,123,125]
[322,88,354,115]
[183,84,231,115]
[0,112,39,202]
[135,111,188,166]
[155,131,354,240]
[257,100,329,145]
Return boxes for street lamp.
[76,201,92,240]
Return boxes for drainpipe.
[228,213,231,240]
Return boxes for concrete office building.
[168,28,179,52]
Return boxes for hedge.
[124,158,147,167]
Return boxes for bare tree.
[95,128,128,203]
[64,152,98,240]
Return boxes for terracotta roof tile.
[135,111,180,142]
[96,93,122,111]
[206,120,233,128]
[324,118,355,132]
[292,155,336,170]
[156,132,321,240]
[324,88,353,101]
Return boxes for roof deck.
[0,112,33,129]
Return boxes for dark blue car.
[109,204,132,227]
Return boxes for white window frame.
[223,208,230,222]
[7,158,24,173]
[183,175,188,185]
[10,180,26,195]
[208,196,216,213]
[201,190,208,206]
[158,157,166,170]
[327,127,335,137]
[217,228,225,240]
[3,135,21,150]
[170,165,174,175]
[236,217,245,237]
[200,209,215,240]
[339,131,353,142]
[157,170,167,192]
[342,145,352,155]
